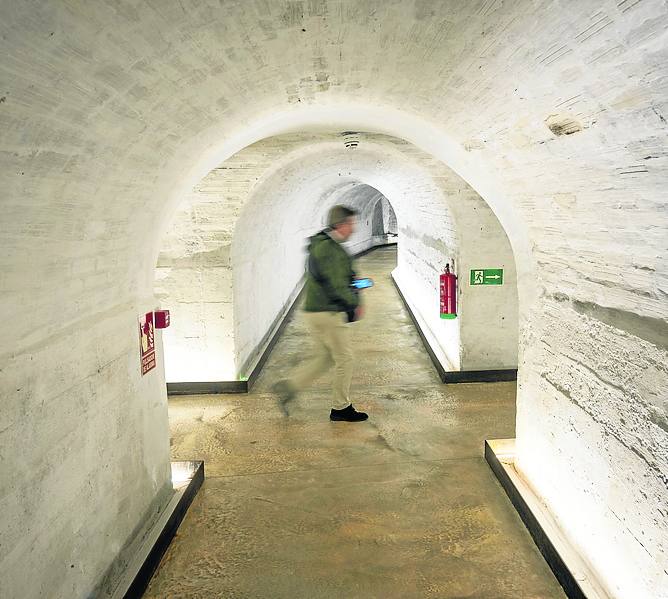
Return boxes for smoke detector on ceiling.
[340,131,360,149]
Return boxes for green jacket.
[304,230,359,313]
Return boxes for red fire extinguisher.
[440,264,457,319]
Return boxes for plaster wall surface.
[456,197,519,371]
[0,299,172,598]
[1,1,667,596]
[155,139,259,381]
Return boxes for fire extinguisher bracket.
[440,313,457,320]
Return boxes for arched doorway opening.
[155,131,518,388]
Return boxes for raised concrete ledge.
[166,242,397,396]
[485,439,611,599]
[391,274,517,384]
[112,461,204,599]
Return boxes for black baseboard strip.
[246,287,305,390]
[167,380,247,395]
[166,287,304,396]
[444,368,517,383]
[123,461,204,599]
[166,287,305,396]
[391,275,517,384]
[166,242,398,396]
[484,442,588,599]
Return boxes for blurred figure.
[273,205,368,422]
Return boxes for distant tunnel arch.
[156,133,518,383]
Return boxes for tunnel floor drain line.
[390,273,517,384]
[485,439,611,599]
[113,461,204,599]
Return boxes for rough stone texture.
[0,298,173,598]
[157,133,517,379]
[1,1,666,596]
[146,248,564,599]
[518,295,668,595]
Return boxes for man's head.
[327,205,357,241]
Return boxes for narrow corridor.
[146,247,564,598]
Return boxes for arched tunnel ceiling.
[331,183,386,212]
[2,0,666,337]
[157,131,463,267]
[2,3,668,598]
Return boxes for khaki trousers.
[290,311,354,410]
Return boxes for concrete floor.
[146,247,564,598]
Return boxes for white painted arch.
[157,133,518,382]
[150,103,535,309]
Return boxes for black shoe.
[330,404,368,422]
[272,380,296,416]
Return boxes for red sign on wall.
[139,312,156,375]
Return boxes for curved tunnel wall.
[230,139,463,373]
[232,174,400,377]
[1,2,667,596]
[159,134,518,382]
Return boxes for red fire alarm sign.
[154,309,170,329]
[139,312,156,375]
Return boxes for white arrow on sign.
[486,275,501,279]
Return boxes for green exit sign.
[470,268,504,285]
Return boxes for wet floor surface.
[146,246,564,598]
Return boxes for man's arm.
[314,243,359,311]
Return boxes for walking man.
[273,205,368,422]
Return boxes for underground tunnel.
[0,2,666,598]
[155,132,518,386]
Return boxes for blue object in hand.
[351,277,374,290]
